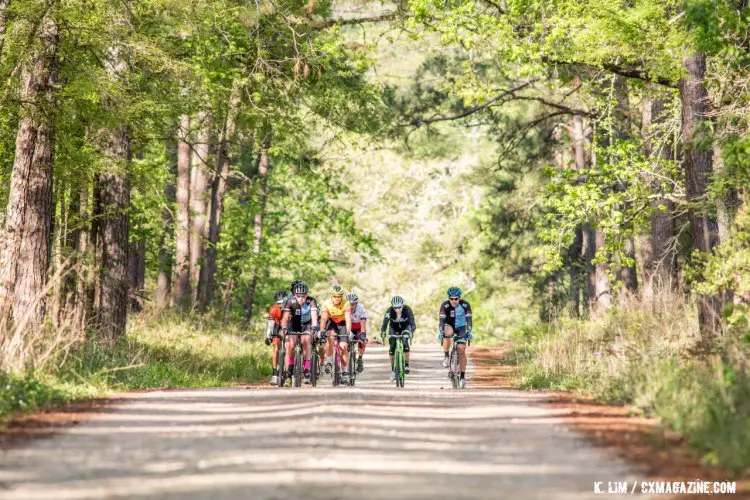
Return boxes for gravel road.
[0,345,655,499]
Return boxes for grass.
[510,297,750,475]
[0,311,270,425]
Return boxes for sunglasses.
[294,293,306,298]
[448,297,460,301]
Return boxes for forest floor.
[470,345,750,498]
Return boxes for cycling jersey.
[381,305,416,335]
[439,299,472,331]
[321,298,351,324]
[283,296,319,332]
[350,303,368,329]
[268,304,283,325]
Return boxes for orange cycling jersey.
[268,303,282,325]
[321,298,351,323]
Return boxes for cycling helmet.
[346,293,358,303]
[391,295,405,308]
[292,282,309,294]
[274,290,287,304]
[329,284,345,296]
[290,279,303,292]
[447,286,462,297]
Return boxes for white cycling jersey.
[350,303,368,326]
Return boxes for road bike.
[389,330,411,388]
[448,335,470,389]
[330,329,346,387]
[346,333,364,387]
[277,331,288,387]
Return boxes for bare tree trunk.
[198,88,240,311]
[641,98,677,302]
[0,0,10,62]
[244,140,271,320]
[156,142,176,310]
[51,181,64,324]
[189,112,210,299]
[589,142,612,313]
[76,183,90,329]
[94,125,131,342]
[568,115,586,318]
[680,53,723,344]
[0,13,59,338]
[127,239,145,312]
[611,76,638,300]
[173,115,192,309]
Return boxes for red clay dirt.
[471,344,750,498]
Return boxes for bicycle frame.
[331,333,344,387]
[388,332,408,388]
[448,336,467,389]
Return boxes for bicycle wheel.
[293,344,303,388]
[349,349,356,387]
[310,344,318,387]
[450,347,460,389]
[395,346,404,388]
[333,346,341,387]
[277,341,287,388]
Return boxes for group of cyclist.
[264,281,473,388]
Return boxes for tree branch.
[409,79,540,127]
[289,13,399,30]
[541,56,679,88]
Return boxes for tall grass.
[0,310,271,424]
[513,294,750,475]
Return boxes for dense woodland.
[1,1,750,464]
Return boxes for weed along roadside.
[0,313,271,426]
[470,318,750,497]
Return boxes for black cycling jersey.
[381,305,416,335]
[283,296,319,332]
[438,299,472,332]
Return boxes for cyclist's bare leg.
[325,330,335,358]
[271,337,281,370]
[301,334,313,373]
[442,324,454,354]
[358,339,366,356]
[341,341,349,369]
[458,342,467,372]
[286,335,298,372]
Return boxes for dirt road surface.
[0,345,655,499]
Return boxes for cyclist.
[280,281,320,384]
[438,286,473,389]
[380,295,416,381]
[320,285,353,381]
[265,290,288,385]
[347,292,369,373]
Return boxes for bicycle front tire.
[293,346,303,388]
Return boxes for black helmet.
[391,295,404,308]
[292,282,309,294]
[274,290,287,304]
[346,293,358,303]
[290,279,303,292]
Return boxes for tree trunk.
[612,76,638,300]
[76,183,90,329]
[680,53,723,343]
[189,112,210,299]
[244,140,271,320]
[173,114,192,309]
[156,142,176,310]
[198,87,240,311]
[127,239,145,312]
[0,0,9,62]
[93,125,131,342]
[0,13,59,339]
[51,181,64,325]
[589,142,612,313]
[641,98,677,302]
[582,223,597,315]
[568,115,586,318]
